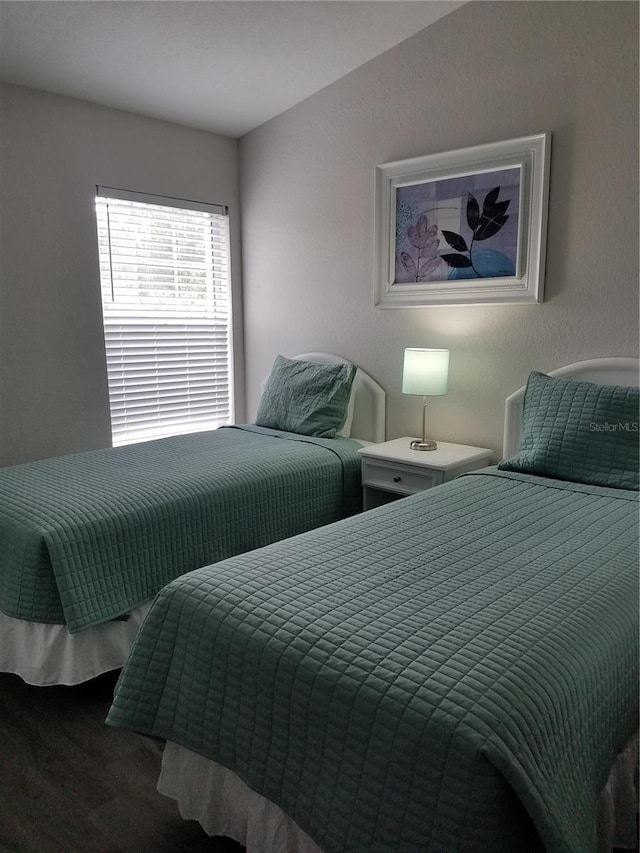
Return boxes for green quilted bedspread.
[107,469,638,853]
[0,425,362,632]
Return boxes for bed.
[106,357,639,853]
[0,352,385,686]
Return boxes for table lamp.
[402,348,449,451]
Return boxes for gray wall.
[0,83,242,465]
[239,1,639,456]
[1,2,638,465]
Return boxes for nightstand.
[358,437,493,510]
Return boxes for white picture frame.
[374,133,551,307]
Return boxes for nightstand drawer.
[361,459,443,495]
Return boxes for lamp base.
[409,438,438,451]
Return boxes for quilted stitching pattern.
[499,371,639,489]
[0,426,362,631]
[108,469,638,853]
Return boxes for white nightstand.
[358,437,493,510]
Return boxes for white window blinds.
[95,188,233,447]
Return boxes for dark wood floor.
[0,670,245,853]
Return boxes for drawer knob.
[393,475,402,483]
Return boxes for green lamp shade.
[402,348,449,396]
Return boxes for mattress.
[106,468,639,852]
[0,425,362,632]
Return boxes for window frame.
[95,185,235,447]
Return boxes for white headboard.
[261,352,386,444]
[503,357,640,458]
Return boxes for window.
[95,187,233,446]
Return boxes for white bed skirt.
[0,602,152,686]
[158,737,639,853]
[158,741,324,853]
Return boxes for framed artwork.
[374,134,551,307]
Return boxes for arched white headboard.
[261,352,386,444]
[503,357,640,458]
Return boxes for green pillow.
[256,355,357,438]
[498,370,639,490]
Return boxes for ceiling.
[0,1,465,138]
